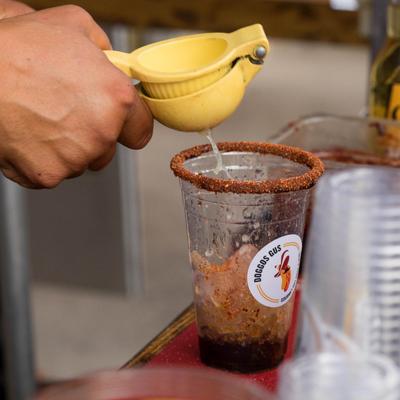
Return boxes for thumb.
[119,89,153,149]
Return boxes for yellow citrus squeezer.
[105,24,269,132]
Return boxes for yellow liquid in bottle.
[369,1,400,156]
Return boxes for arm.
[0,4,153,189]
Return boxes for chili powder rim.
[170,141,325,194]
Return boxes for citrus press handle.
[104,50,137,78]
[229,24,269,59]
[229,24,269,86]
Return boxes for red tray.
[124,284,301,392]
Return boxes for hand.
[0,0,33,19]
[0,5,153,188]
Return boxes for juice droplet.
[243,207,253,219]
[241,234,250,243]
[205,248,214,257]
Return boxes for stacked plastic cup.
[37,367,274,400]
[278,352,400,400]
[298,167,400,365]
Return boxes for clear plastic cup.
[278,353,400,400]
[36,367,274,400]
[271,114,400,275]
[171,142,324,372]
[298,167,400,366]
[270,114,400,167]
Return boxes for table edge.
[122,304,195,369]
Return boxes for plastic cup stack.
[278,353,400,400]
[299,168,400,365]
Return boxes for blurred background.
[11,0,380,380]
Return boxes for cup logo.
[274,250,291,292]
[247,234,302,308]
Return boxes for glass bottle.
[369,0,400,155]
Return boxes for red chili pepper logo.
[274,250,291,292]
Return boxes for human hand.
[0,5,153,188]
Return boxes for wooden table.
[25,0,362,44]
[123,305,195,368]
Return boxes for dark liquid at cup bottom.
[199,335,288,373]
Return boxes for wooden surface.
[25,0,362,43]
[122,305,195,368]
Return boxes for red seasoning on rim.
[170,142,324,194]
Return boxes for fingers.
[11,153,71,189]
[118,88,154,149]
[1,122,148,189]
[0,1,34,19]
[1,138,118,188]
[33,5,112,50]
[88,144,116,171]
[1,164,39,189]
